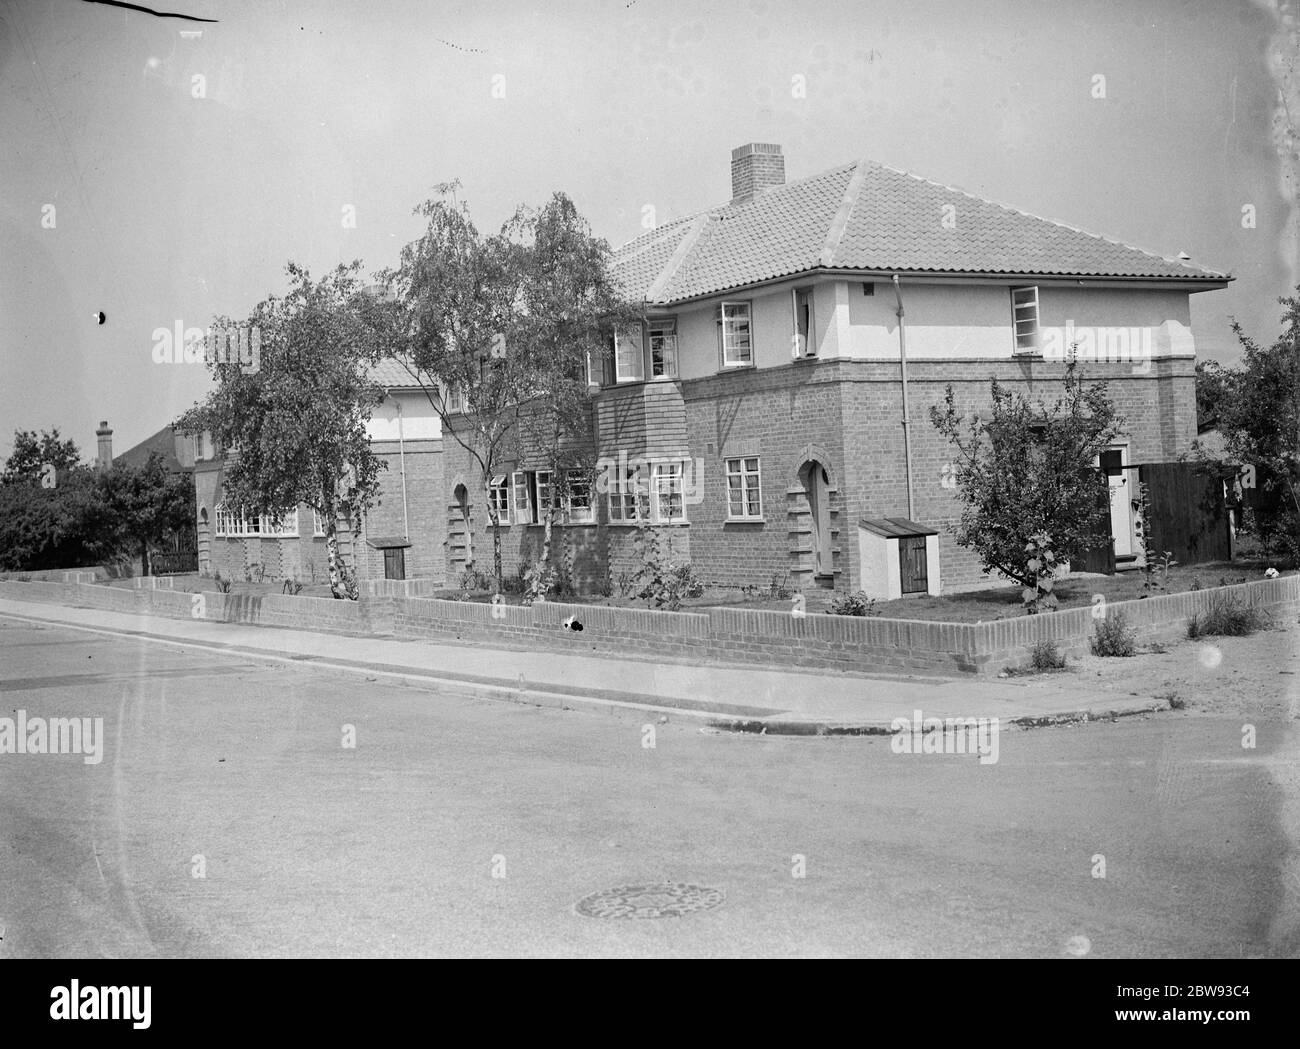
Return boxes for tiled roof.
[366,356,432,389]
[113,425,192,473]
[613,158,1229,305]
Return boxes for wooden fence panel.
[1138,462,1230,565]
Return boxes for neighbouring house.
[195,142,1232,597]
[95,419,199,574]
[440,142,1231,598]
[190,372,446,586]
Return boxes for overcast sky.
[1,0,1295,463]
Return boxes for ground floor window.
[509,468,597,525]
[605,460,690,524]
[488,475,510,521]
[725,457,762,519]
[652,461,685,522]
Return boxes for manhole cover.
[575,883,724,920]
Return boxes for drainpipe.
[892,275,916,521]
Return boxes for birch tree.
[177,262,387,599]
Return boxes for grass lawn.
[97,560,1290,625]
[439,560,1290,623]
[866,562,1283,623]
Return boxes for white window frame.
[725,456,763,520]
[1011,286,1040,354]
[793,288,815,358]
[259,509,299,536]
[607,464,646,524]
[441,385,467,414]
[719,301,753,367]
[565,469,594,524]
[488,475,510,522]
[614,324,645,383]
[312,509,327,536]
[511,471,532,525]
[532,470,563,522]
[648,318,678,379]
[651,460,686,523]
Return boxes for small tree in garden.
[380,182,523,589]
[177,262,388,600]
[97,452,195,576]
[382,183,637,591]
[1211,288,1300,566]
[930,361,1122,612]
[508,193,635,601]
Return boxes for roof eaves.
[643,265,1232,308]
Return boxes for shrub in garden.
[1030,639,1066,670]
[829,591,879,617]
[1091,611,1136,657]
[1187,596,1268,638]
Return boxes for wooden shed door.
[383,547,406,581]
[899,536,928,594]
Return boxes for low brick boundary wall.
[0,578,387,635]
[1,573,1296,676]
[361,578,445,598]
[971,574,1300,670]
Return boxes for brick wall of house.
[680,362,846,589]
[671,354,1197,593]
[356,438,446,582]
[425,350,1195,596]
[193,440,446,586]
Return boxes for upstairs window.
[720,301,752,366]
[793,288,815,357]
[312,509,327,536]
[648,319,678,378]
[1011,286,1040,354]
[614,324,645,383]
[441,386,467,414]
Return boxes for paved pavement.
[0,596,1165,730]
[1,617,1294,958]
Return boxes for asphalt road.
[1,616,1296,958]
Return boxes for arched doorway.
[450,483,473,569]
[197,506,210,576]
[789,452,837,589]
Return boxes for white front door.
[1102,447,1134,557]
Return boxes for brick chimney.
[95,420,113,472]
[731,143,785,204]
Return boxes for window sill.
[725,516,766,524]
[523,521,597,528]
[605,520,690,528]
[720,362,755,371]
